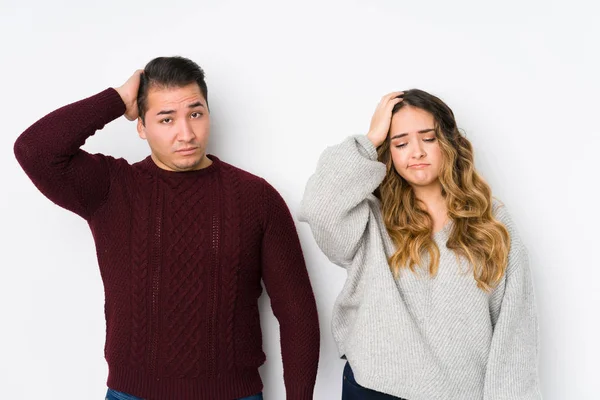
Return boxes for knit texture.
[14,88,320,400]
[299,135,541,400]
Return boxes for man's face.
[137,83,210,172]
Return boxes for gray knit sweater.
[299,135,541,400]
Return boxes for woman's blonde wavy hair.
[375,89,510,291]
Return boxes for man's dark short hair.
[138,56,208,124]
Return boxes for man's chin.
[173,155,207,172]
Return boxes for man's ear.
[137,117,147,140]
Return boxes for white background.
[1,0,599,398]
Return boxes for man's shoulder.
[217,158,290,207]
[218,158,268,187]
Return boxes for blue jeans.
[342,362,407,400]
[106,388,263,400]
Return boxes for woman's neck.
[412,183,448,233]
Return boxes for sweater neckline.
[433,219,453,240]
[141,154,221,179]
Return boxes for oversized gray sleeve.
[298,135,387,266]
[483,205,542,399]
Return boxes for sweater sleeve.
[13,88,126,220]
[483,204,542,399]
[298,135,387,266]
[260,180,320,400]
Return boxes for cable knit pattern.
[218,164,242,372]
[161,174,212,378]
[299,135,541,400]
[129,170,152,369]
[14,88,320,400]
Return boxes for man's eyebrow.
[390,128,435,140]
[156,102,205,116]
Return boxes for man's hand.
[115,69,143,121]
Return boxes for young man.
[14,56,320,400]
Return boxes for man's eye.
[160,118,172,124]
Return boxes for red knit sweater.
[14,88,320,400]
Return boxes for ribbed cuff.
[353,134,379,160]
[92,88,127,123]
[286,384,315,400]
[107,366,263,400]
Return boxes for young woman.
[299,90,541,400]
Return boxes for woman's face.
[388,106,443,189]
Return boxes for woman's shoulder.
[491,198,528,264]
[491,198,512,227]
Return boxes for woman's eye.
[423,137,436,142]
[395,143,407,148]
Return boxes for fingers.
[380,91,404,105]
[125,70,143,85]
[131,69,144,84]
[376,92,404,115]
[385,96,403,112]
